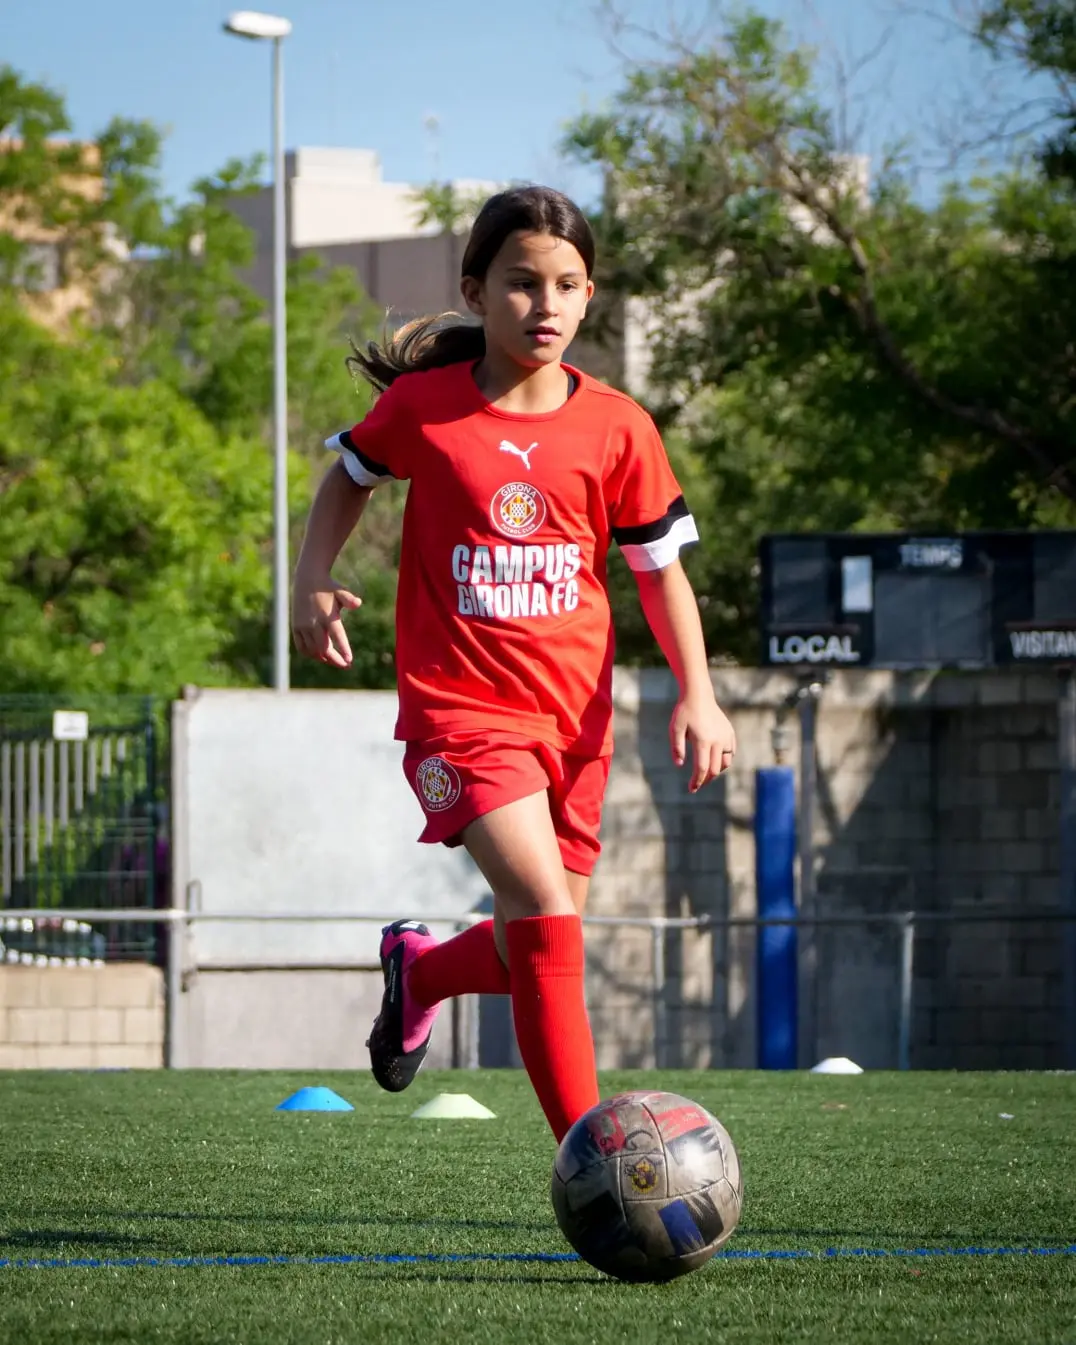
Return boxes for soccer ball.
[551,1090,743,1282]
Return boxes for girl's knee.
[495,886,576,923]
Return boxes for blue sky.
[5,0,1049,205]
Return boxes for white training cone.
[409,1093,497,1120]
[810,1056,864,1074]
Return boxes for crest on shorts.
[490,481,547,539]
[416,756,461,812]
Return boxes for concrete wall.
[168,685,489,1069]
[165,671,1063,1073]
[2,669,1064,1072]
[0,965,164,1068]
[182,969,460,1071]
[171,686,489,969]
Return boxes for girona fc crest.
[416,757,461,812]
[490,481,547,539]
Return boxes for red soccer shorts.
[402,731,612,876]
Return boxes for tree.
[92,155,380,450]
[0,67,167,304]
[564,9,1076,662]
[974,0,1076,181]
[0,299,281,693]
[411,181,497,235]
[1,66,399,691]
[86,142,396,690]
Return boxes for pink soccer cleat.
[365,919,440,1092]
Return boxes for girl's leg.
[408,918,510,1002]
[464,793,600,1142]
[368,738,542,1092]
[492,868,590,963]
[565,871,591,912]
[368,740,598,1102]
[393,848,589,1092]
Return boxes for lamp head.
[224,10,292,39]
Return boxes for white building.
[234,146,500,248]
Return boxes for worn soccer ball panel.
[623,1182,738,1278]
[553,1093,663,1180]
[551,1165,740,1282]
[551,1090,743,1283]
[719,1124,743,1202]
[551,1167,654,1282]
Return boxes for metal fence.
[0,696,163,963]
[0,904,1071,1071]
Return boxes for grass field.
[0,1069,1074,1344]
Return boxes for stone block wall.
[586,667,1065,1071]
[0,965,164,1068]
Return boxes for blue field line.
[0,1245,1073,1271]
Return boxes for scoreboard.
[759,531,1076,669]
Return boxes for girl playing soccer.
[291,186,736,1142]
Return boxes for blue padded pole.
[755,766,798,1069]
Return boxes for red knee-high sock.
[408,919,510,1006]
[505,914,599,1143]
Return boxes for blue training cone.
[276,1086,354,1112]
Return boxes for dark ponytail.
[347,315,485,394]
[347,184,595,393]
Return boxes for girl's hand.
[291,569,362,669]
[669,693,737,793]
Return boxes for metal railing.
[1,904,1072,1072]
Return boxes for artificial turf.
[0,1069,1073,1343]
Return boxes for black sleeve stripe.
[611,494,690,546]
[337,430,394,479]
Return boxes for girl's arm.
[633,558,737,791]
[291,461,372,668]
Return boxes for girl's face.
[461,230,594,371]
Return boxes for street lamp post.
[224,10,293,692]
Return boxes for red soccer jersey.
[327,362,698,756]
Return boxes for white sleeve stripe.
[324,433,388,489]
[340,449,384,488]
[619,513,699,571]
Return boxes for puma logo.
[498,439,538,470]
